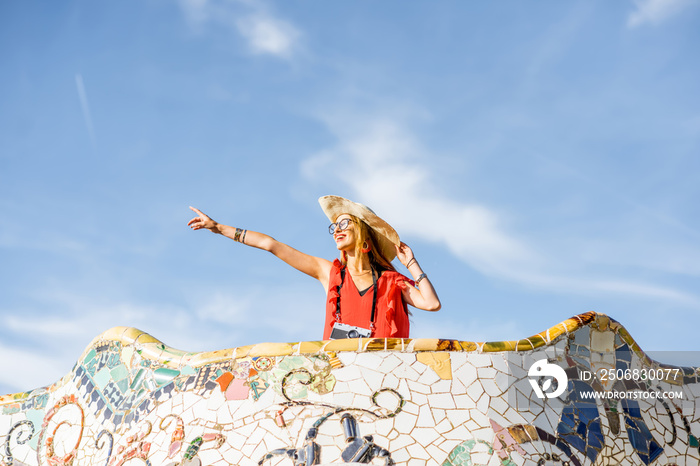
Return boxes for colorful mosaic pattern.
[1,312,698,465]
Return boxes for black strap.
[369,267,378,327]
[335,266,345,321]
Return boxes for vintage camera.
[330,322,372,339]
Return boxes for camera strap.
[369,267,378,328]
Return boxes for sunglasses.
[328,218,353,235]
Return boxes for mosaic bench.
[1,311,698,466]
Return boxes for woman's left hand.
[395,242,415,268]
[396,241,441,312]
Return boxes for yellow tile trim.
[64,311,611,370]
[41,311,609,367]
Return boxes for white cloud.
[303,115,537,278]
[236,15,299,58]
[302,111,699,306]
[177,0,301,60]
[627,0,697,27]
[179,0,210,26]
[0,344,67,395]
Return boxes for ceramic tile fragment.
[378,354,404,374]
[408,380,432,395]
[471,406,491,427]
[434,417,452,434]
[453,363,478,386]
[407,442,432,460]
[466,380,484,402]
[416,404,435,427]
[402,399,420,415]
[354,352,384,370]
[390,432,416,450]
[453,393,477,410]
[407,458,427,466]
[395,412,418,434]
[432,407,446,424]
[393,361,422,382]
[445,408,470,427]
[430,379,452,394]
[427,393,456,410]
[392,447,410,463]
[412,392,428,406]
[416,352,452,381]
[481,379,502,398]
[476,366,497,380]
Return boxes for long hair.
[345,214,396,273]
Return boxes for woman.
[188,195,440,339]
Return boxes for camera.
[330,322,372,339]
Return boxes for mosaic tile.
[378,354,404,374]
[481,379,503,398]
[416,404,436,428]
[407,442,432,460]
[396,412,419,435]
[453,394,477,410]
[416,353,453,381]
[430,380,453,395]
[466,380,485,402]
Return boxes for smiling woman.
[188,195,440,340]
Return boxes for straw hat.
[319,195,400,261]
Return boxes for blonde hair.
[343,214,395,272]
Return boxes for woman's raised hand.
[188,206,219,233]
[395,242,415,268]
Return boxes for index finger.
[189,206,204,216]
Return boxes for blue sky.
[1,0,699,395]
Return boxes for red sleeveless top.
[323,259,412,339]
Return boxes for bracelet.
[415,273,427,285]
[234,228,243,242]
[240,229,247,244]
[406,258,416,269]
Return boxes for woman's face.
[331,213,355,251]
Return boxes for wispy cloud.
[627,0,697,28]
[302,111,700,306]
[75,73,96,146]
[235,14,299,58]
[303,114,537,277]
[0,343,67,395]
[178,0,301,60]
[179,0,210,26]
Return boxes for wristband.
[415,273,427,285]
